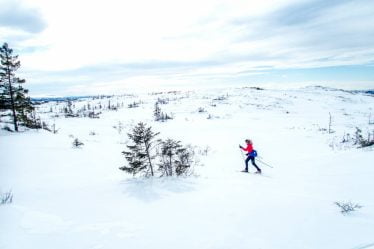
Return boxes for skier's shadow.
[120,177,197,202]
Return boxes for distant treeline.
[31,95,113,103]
[363,90,374,95]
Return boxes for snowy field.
[1,85,374,249]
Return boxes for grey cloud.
[0,0,46,33]
[226,0,374,68]
[267,0,353,27]
[231,0,373,39]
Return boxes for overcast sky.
[1,0,373,96]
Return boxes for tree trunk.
[169,155,173,176]
[6,62,18,132]
[144,141,154,176]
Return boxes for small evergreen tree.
[65,100,73,115]
[154,102,173,122]
[175,145,194,176]
[354,127,363,145]
[0,43,34,131]
[354,127,374,147]
[154,102,161,121]
[158,139,181,176]
[72,138,84,148]
[120,122,159,177]
[158,138,193,176]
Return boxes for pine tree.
[0,43,34,131]
[174,145,194,176]
[158,139,182,176]
[120,122,159,177]
[158,138,193,176]
[154,102,161,121]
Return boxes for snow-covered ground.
[1,86,373,249]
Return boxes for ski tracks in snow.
[10,205,141,239]
[352,243,374,249]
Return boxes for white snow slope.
[1,86,374,249]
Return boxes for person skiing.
[239,139,261,174]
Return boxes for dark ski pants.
[245,156,261,172]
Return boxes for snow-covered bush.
[334,201,362,214]
[354,128,374,148]
[0,190,13,205]
[249,86,264,90]
[88,111,100,119]
[41,121,51,132]
[213,95,227,101]
[64,100,77,117]
[154,102,173,122]
[328,112,334,134]
[333,127,374,150]
[156,97,169,105]
[72,138,84,148]
[198,146,210,156]
[154,102,161,121]
[207,114,220,120]
[42,121,59,133]
[369,113,373,125]
[113,121,124,134]
[128,101,140,108]
[51,121,59,134]
[158,113,173,122]
[157,139,195,177]
[197,107,206,113]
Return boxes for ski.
[238,170,271,178]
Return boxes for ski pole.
[239,148,245,160]
[256,157,274,168]
[239,147,247,168]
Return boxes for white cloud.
[19,0,303,70]
[1,0,373,94]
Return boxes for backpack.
[250,150,258,157]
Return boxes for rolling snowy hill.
[1,86,373,249]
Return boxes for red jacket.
[242,144,253,153]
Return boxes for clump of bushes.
[197,107,206,113]
[1,190,13,205]
[154,103,173,122]
[341,128,374,148]
[354,128,374,148]
[157,139,195,177]
[119,122,196,177]
[128,101,140,108]
[72,138,84,148]
[334,201,362,214]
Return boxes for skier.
[239,139,262,174]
